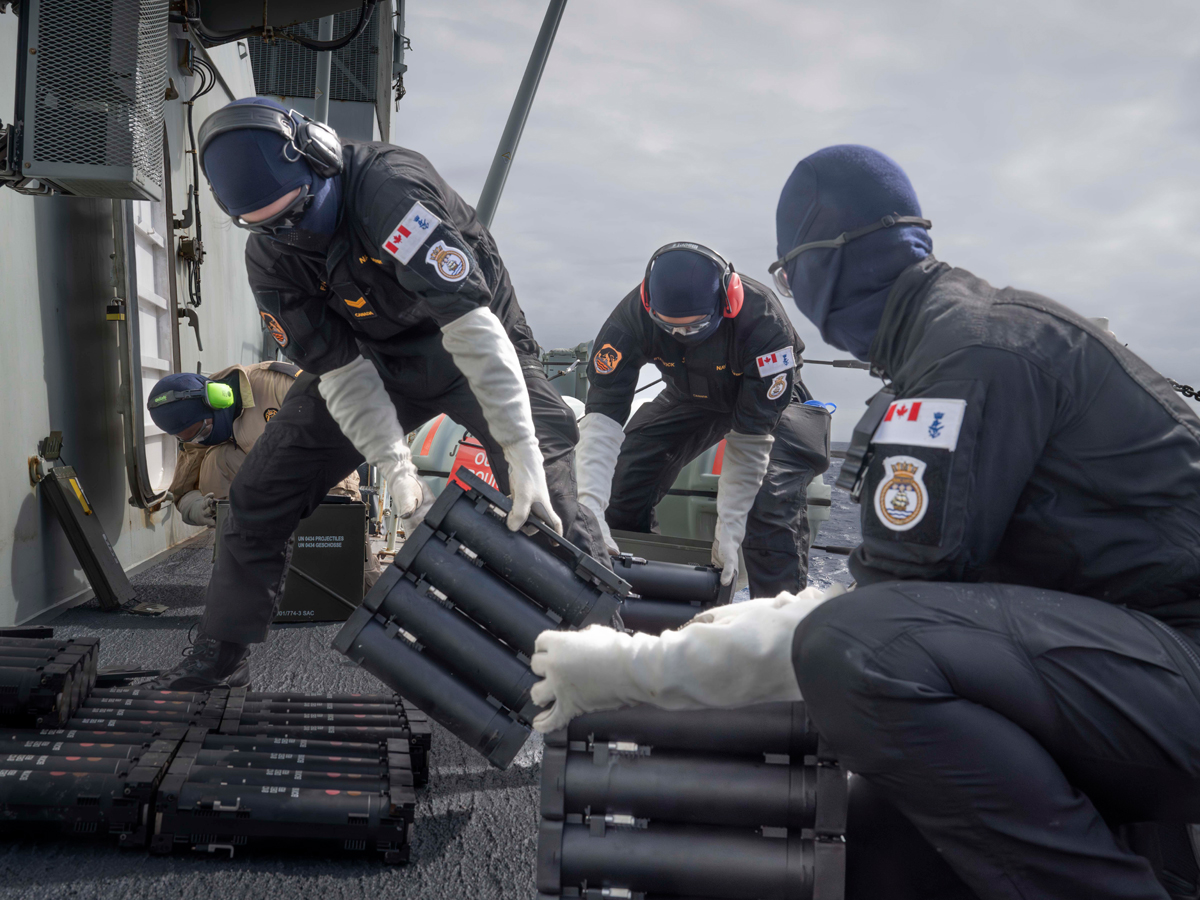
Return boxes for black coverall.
[585,278,831,596]
[793,258,1200,900]
[201,140,606,645]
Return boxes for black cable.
[182,55,215,309]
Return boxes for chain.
[1169,378,1199,402]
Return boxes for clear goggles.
[647,308,717,337]
[768,214,932,297]
[179,419,214,444]
[233,183,315,236]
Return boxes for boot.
[145,632,251,691]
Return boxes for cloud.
[395,0,1200,438]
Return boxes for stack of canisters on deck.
[612,554,734,633]
[0,637,99,726]
[538,702,848,900]
[76,687,431,787]
[335,469,628,769]
[150,722,415,862]
[0,635,425,862]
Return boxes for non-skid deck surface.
[0,458,857,899]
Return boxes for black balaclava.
[775,145,932,360]
[146,372,242,446]
[647,248,725,345]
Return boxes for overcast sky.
[391,1,1200,441]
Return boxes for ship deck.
[0,460,857,900]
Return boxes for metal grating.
[29,0,168,188]
[247,9,378,104]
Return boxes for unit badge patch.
[594,343,623,374]
[263,408,279,423]
[756,346,796,378]
[872,398,966,451]
[873,455,929,532]
[767,373,788,400]
[425,240,470,283]
[382,200,441,264]
[260,312,288,348]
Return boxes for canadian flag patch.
[382,201,441,264]
[872,398,966,451]
[755,346,795,377]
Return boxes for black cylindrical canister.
[183,765,387,793]
[246,696,396,710]
[397,525,557,656]
[561,702,817,757]
[432,493,608,627]
[229,724,411,741]
[171,782,383,827]
[199,734,381,756]
[560,748,817,829]
[76,705,198,723]
[612,557,722,605]
[236,711,403,727]
[333,606,529,769]
[90,688,204,702]
[0,753,129,774]
[0,666,68,722]
[619,598,699,635]
[552,821,814,900]
[239,700,396,715]
[25,728,157,744]
[0,768,125,812]
[194,749,385,774]
[68,716,191,733]
[373,574,541,719]
[83,697,203,713]
[0,738,141,759]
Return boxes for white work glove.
[441,307,561,534]
[575,412,625,555]
[712,431,774,586]
[178,490,217,527]
[529,585,839,733]
[397,479,436,535]
[317,356,424,519]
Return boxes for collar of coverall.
[867,256,951,378]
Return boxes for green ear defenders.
[147,381,235,411]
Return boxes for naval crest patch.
[594,343,622,374]
[425,240,470,283]
[260,312,288,348]
[873,455,929,532]
[767,373,788,400]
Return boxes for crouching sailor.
[531,144,1200,900]
[577,242,830,596]
[146,362,381,588]
[147,97,608,690]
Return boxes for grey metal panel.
[17,0,169,200]
[246,10,378,103]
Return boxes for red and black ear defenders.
[640,242,745,319]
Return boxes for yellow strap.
[68,477,93,515]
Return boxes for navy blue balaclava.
[647,249,725,345]
[147,373,239,446]
[201,98,341,249]
[775,145,932,360]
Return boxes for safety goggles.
[646,308,717,337]
[768,213,932,297]
[233,183,315,235]
[178,418,214,443]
